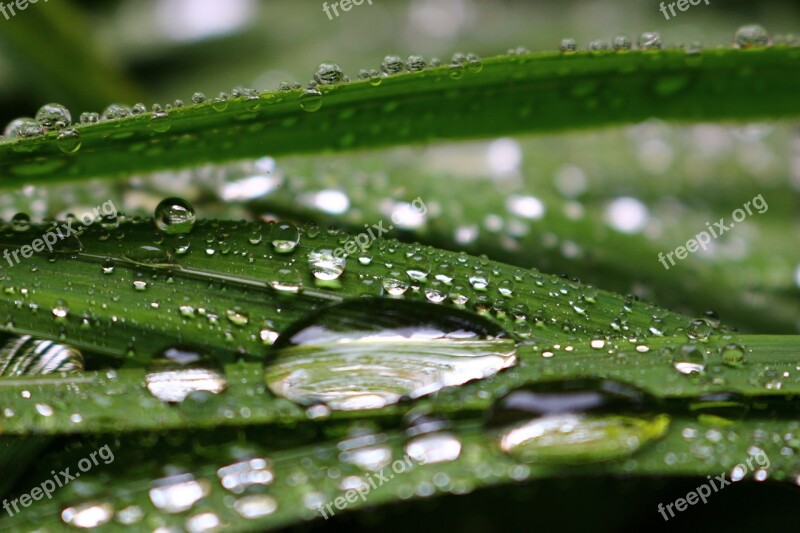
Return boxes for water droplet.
[269,222,300,253]
[10,212,30,232]
[487,379,669,464]
[217,458,273,493]
[103,104,131,121]
[191,92,206,104]
[381,55,405,75]
[61,502,113,528]
[4,117,43,139]
[268,267,303,292]
[672,344,706,375]
[299,88,323,112]
[721,343,746,367]
[35,103,71,130]
[56,129,81,153]
[638,32,662,50]
[149,474,210,513]
[154,197,196,235]
[405,433,461,464]
[226,308,250,326]
[734,25,771,49]
[687,318,713,341]
[308,249,345,281]
[149,111,172,133]
[559,38,577,53]
[612,35,632,51]
[234,495,277,518]
[314,62,345,85]
[406,55,427,71]
[264,298,516,410]
[145,347,227,402]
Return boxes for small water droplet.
[149,474,210,513]
[721,343,746,367]
[299,88,323,112]
[56,129,81,153]
[638,32,663,50]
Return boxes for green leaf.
[2,47,800,184]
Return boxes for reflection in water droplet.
[0,336,83,376]
[264,298,516,410]
[487,379,669,464]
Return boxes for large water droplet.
[734,25,771,48]
[314,62,345,85]
[36,103,71,130]
[264,298,517,410]
[308,249,345,281]
[154,197,196,235]
[487,379,669,464]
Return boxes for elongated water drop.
[264,298,517,410]
[487,379,669,464]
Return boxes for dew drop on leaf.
[154,197,196,235]
[264,298,517,410]
[486,378,669,464]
